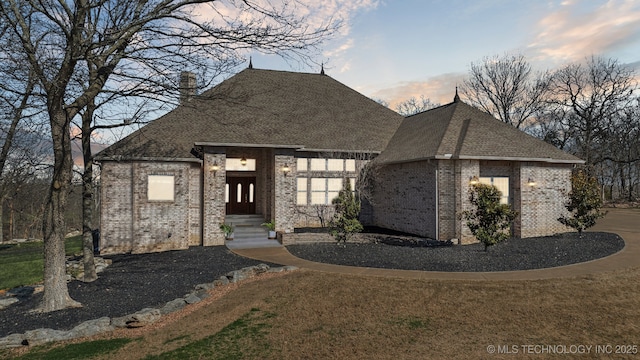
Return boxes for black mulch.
[0,247,280,338]
[287,232,624,273]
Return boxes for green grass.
[6,338,133,360]
[0,236,83,290]
[144,308,276,360]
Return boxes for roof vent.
[179,71,196,104]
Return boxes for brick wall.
[100,160,201,254]
[273,152,295,233]
[371,161,438,238]
[100,162,134,254]
[517,163,572,238]
[203,153,226,246]
[454,160,480,244]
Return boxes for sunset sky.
[248,0,640,108]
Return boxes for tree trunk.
[40,108,81,312]
[0,197,3,243]
[81,103,97,282]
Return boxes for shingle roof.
[98,68,404,160]
[375,99,584,164]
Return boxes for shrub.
[329,180,363,244]
[558,170,607,236]
[462,183,517,251]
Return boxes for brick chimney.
[179,71,196,103]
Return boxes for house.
[96,67,404,254]
[97,67,583,254]
[370,92,584,244]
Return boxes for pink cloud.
[528,0,640,62]
[369,73,466,109]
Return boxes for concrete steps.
[224,215,282,249]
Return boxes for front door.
[226,177,256,214]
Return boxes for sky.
[247,0,640,108]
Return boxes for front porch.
[197,144,296,247]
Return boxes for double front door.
[226,177,256,214]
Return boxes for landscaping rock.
[184,293,201,304]
[23,328,73,346]
[69,317,113,338]
[213,276,229,286]
[0,333,25,348]
[65,257,112,281]
[127,308,161,328]
[160,298,187,315]
[0,297,19,310]
[195,282,214,290]
[110,316,129,329]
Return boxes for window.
[479,177,510,204]
[345,159,356,172]
[297,178,307,205]
[310,158,326,171]
[297,158,307,172]
[225,158,256,171]
[308,178,354,205]
[327,159,344,171]
[148,175,174,201]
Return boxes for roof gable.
[99,68,404,159]
[376,100,583,164]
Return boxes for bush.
[558,170,607,236]
[330,180,363,244]
[462,183,517,251]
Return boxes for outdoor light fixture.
[469,176,479,185]
[282,163,291,176]
[209,162,219,175]
[240,157,247,166]
[527,178,536,186]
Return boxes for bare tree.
[394,95,439,116]
[461,53,549,129]
[0,24,41,243]
[598,100,640,201]
[0,0,339,312]
[546,56,637,168]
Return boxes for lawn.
[4,267,639,359]
[0,236,82,291]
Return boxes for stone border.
[0,264,298,349]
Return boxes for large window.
[479,177,510,204]
[296,157,359,205]
[148,175,174,201]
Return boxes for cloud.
[528,0,640,63]
[369,72,466,109]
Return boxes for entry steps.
[224,215,282,249]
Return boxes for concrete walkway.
[230,208,640,280]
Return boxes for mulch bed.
[0,247,279,338]
[287,232,624,272]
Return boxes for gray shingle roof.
[98,68,404,160]
[376,99,583,164]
